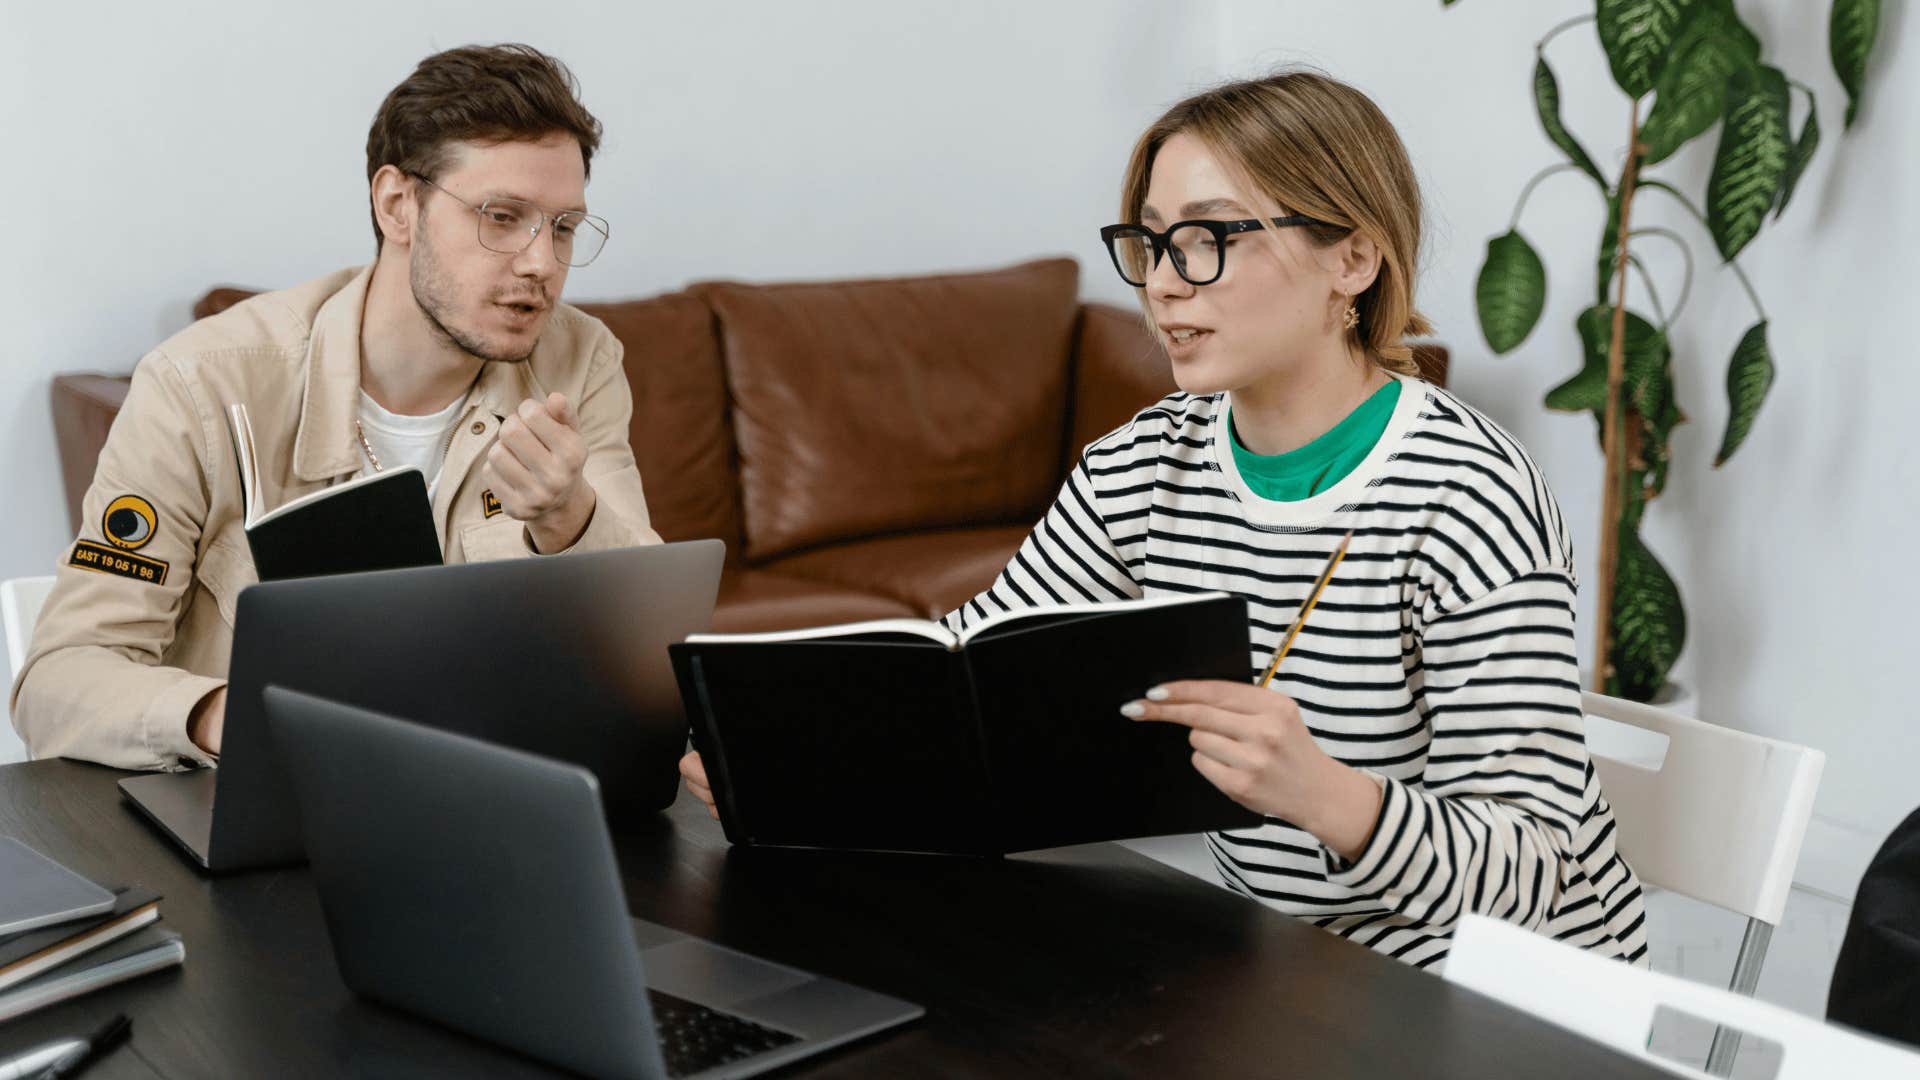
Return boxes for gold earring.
[1342,303,1360,331]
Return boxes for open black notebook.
[670,591,1262,855]
[228,403,442,581]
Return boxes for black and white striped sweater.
[943,376,1648,968]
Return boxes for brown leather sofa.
[51,257,1447,633]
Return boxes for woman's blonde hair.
[1120,70,1432,375]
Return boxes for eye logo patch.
[102,494,159,550]
[74,493,171,584]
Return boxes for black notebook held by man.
[670,591,1262,856]
[228,402,442,581]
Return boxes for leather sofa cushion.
[1412,343,1450,388]
[764,524,1030,621]
[712,568,919,634]
[702,258,1080,562]
[192,287,256,320]
[1065,302,1176,466]
[50,375,135,536]
[575,294,740,556]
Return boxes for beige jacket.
[12,265,661,770]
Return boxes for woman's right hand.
[678,750,719,819]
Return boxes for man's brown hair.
[365,43,602,247]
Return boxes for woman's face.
[1139,133,1351,396]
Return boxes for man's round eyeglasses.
[1099,216,1334,287]
[409,171,610,268]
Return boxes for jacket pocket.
[196,539,259,627]
[457,516,532,562]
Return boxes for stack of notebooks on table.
[0,839,182,1022]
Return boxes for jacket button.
[471,421,486,435]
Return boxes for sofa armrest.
[51,374,134,535]
[192,287,260,321]
[1063,303,1176,469]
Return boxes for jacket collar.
[292,264,546,481]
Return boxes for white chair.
[1,575,56,763]
[1446,914,1920,1078]
[1118,832,1217,882]
[1583,691,1825,1076]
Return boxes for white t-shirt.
[355,389,470,497]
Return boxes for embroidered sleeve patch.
[481,489,503,518]
[70,540,170,585]
[102,494,159,550]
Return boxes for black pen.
[35,1014,129,1080]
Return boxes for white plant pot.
[1648,679,1697,717]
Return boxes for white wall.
[7,1,1914,887]
[1216,0,1919,887]
[1,0,1219,580]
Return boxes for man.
[11,44,660,769]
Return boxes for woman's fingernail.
[1146,686,1170,702]
[1120,702,1147,718]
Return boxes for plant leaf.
[1645,338,1688,501]
[1545,364,1609,416]
[1713,320,1774,465]
[1597,0,1692,99]
[1624,321,1672,422]
[1556,306,1666,422]
[1534,55,1606,186]
[1476,230,1547,354]
[1638,0,1760,163]
[1608,525,1686,701]
[1707,64,1790,261]
[1644,388,1686,498]
[1546,357,1608,417]
[1773,93,1821,218]
[1830,0,1880,128]
[1560,307,1616,421]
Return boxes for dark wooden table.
[0,759,1667,1078]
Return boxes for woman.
[683,71,1646,969]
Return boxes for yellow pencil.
[1256,530,1352,688]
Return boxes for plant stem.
[1509,163,1589,230]
[1639,179,1770,321]
[1537,14,1596,52]
[1724,260,1765,321]
[1628,227,1694,324]
[1626,254,1668,325]
[1594,103,1644,694]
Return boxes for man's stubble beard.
[408,223,539,366]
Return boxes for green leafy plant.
[1458,0,1881,701]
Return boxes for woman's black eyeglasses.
[1099,216,1334,287]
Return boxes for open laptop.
[264,686,922,1079]
[118,539,725,872]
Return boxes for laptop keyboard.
[648,987,802,1077]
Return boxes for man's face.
[408,133,587,364]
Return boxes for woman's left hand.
[1123,680,1385,861]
